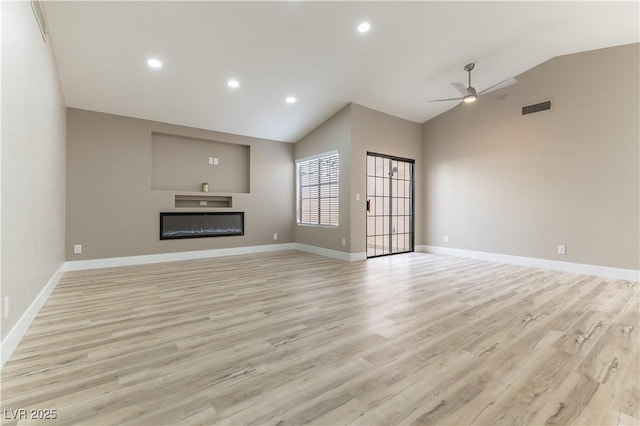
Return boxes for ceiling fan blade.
[451,82,469,95]
[427,97,463,102]
[478,77,517,95]
[478,93,507,101]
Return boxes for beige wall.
[422,43,639,270]
[1,1,67,340]
[66,109,294,260]
[151,132,250,193]
[351,104,423,254]
[294,105,352,252]
[293,103,423,256]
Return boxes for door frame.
[366,151,415,258]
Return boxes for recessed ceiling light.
[147,58,162,69]
[357,22,371,33]
[286,96,297,104]
[227,79,240,88]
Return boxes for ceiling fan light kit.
[428,62,517,104]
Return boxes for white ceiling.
[44,1,639,143]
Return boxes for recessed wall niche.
[151,132,250,193]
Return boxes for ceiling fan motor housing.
[426,62,516,103]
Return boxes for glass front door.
[366,152,414,258]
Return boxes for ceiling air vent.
[522,100,551,115]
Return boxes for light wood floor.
[1,251,638,425]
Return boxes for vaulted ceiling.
[44,1,639,142]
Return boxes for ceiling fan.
[428,63,517,103]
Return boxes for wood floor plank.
[1,250,637,425]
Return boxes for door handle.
[366,199,371,213]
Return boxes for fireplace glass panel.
[160,212,244,240]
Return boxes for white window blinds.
[296,152,339,226]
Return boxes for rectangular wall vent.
[522,100,552,115]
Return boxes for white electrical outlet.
[273,233,278,240]
[356,193,361,201]
[200,200,208,206]
[73,244,82,254]
[341,238,347,247]
[3,297,9,320]
[444,235,449,243]
[213,158,219,165]
[557,245,566,255]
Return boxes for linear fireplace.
[160,212,244,240]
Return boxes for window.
[296,151,339,226]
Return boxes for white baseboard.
[417,245,640,281]
[349,251,367,262]
[63,242,367,273]
[1,264,65,369]
[294,243,366,262]
[64,243,296,271]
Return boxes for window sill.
[296,223,339,229]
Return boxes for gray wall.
[422,43,639,270]
[151,132,250,193]
[293,103,424,256]
[294,105,352,252]
[1,1,67,340]
[66,109,294,260]
[351,104,423,254]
